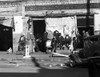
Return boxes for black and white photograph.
[0,0,99,77]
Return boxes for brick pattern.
[25,3,100,11]
[0,1,21,7]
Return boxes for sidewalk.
[0,49,69,64]
[0,48,79,68]
[0,50,89,77]
[0,49,69,66]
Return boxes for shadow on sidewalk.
[0,57,89,77]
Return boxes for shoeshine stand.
[23,45,31,58]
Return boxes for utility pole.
[86,0,90,28]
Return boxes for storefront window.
[77,15,94,27]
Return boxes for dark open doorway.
[33,20,46,52]
[0,24,13,51]
[78,27,94,48]
[33,20,46,37]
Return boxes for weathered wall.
[13,16,25,52]
[13,34,21,52]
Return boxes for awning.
[2,18,12,27]
[0,16,15,29]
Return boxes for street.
[0,49,89,77]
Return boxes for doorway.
[33,20,46,52]
[0,24,13,51]
[78,27,94,48]
[33,20,46,37]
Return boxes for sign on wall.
[45,16,77,38]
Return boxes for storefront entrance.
[0,24,12,51]
[33,20,46,52]
[33,20,46,37]
[77,27,94,48]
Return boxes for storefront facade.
[0,1,22,51]
[23,0,100,35]
[0,0,100,52]
[22,0,100,49]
